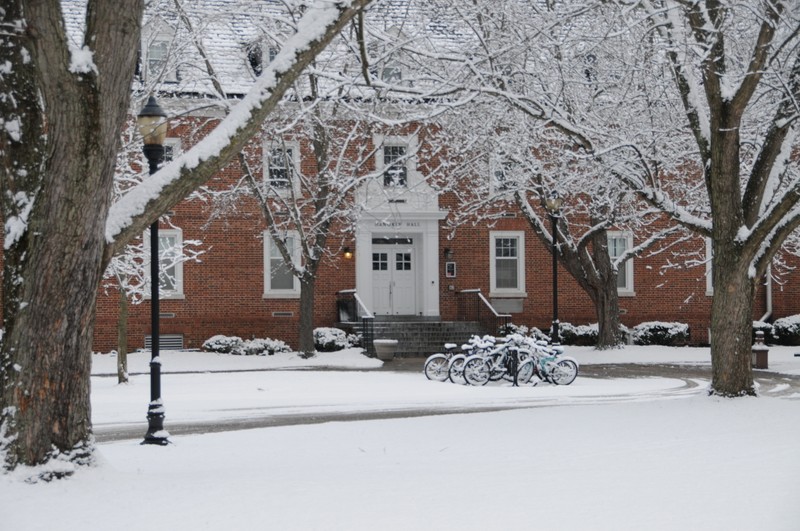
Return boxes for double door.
[372,241,416,315]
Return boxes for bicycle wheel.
[551,359,578,385]
[516,359,535,384]
[424,354,450,382]
[448,355,467,384]
[463,356,491,386]
[487,354,506,381]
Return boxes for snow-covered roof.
[60,0,462,99]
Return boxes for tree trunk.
[298,275,317,357]
[588,228,624,349]
[708,247,756,396]
[0,0,144,471]
[117,288,129,384]
[593,282,623,349]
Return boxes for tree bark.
[0,0,144,470]
[709,258,756,396]
[298,275,317,357]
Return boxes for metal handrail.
[337,289,376,357]
[353,292,374,320]
[457,289,512,336]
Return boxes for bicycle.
[448,335,497,384]
[423,343,460,382]
[516,342,579,385]
[462,334,524,386]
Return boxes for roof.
[60,0,465,99]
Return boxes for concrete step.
[340,320,489,357]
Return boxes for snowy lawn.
[3,345,800,531]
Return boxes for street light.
[137,95,170,446]
[545,190,564,345]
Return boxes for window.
[246,43,279,77]
[608,231,634,294]
[264,232,300,298]
[164,137,181,163]
[381,64,402,83]
[146,35,177,82]
[396,252,411,271]
[372,252,388,271]
[265,143,298,190]
[490,231,525,295]
[144,228,185,298]
[383,145,408,187]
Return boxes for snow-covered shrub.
[558,322,598,346]
[632,322,689,346]
[346,333,362,348]
[772,315,800,345]
[202,335,245,355]
[500,323,549,341]
[242,338,291,356]
[202,335,290,355]
[752,321,774,345]
[314,327,349,352]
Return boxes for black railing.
[336,289,376,357]
[457,289,511,336]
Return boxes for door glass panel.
[396,252,412,271]
[372,252,388,271]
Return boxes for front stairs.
[339,316,488,358]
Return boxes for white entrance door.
[372,242,416,315]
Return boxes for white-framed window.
[374,134,417,189]
[164,137,181,163]
[608,231,634,295]
[145,32,178,83]
[382,144,408,187]
[144,227,185,299]
[264,141,299,192]
[264,232,300,298]
[490,231,526,296]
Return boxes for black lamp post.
[545,190,564,345]
[138,95,170,446]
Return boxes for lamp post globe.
[137,95,170,446]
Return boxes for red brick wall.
[90,120,794,352]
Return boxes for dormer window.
[246,43,279,77]
[247,45,263,76]
[143,22,178,83]
[380,64,402,83]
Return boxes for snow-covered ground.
[3,345,800,531]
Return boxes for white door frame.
[356,212,446,317]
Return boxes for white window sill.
[263,292,300,300]
[489,292,528,299]
[618,290,636,298]
[144,293,185,300]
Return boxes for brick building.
[89,0,797,353]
